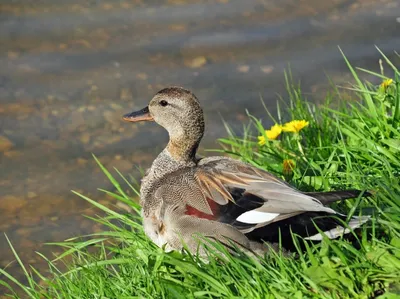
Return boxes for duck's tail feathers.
[304,215,370,241]
[305,189,372,205]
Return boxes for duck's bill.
[123,106,154,122]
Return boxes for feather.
[305,190,371,204]
[236,211,279,224]
[304,215,370,240]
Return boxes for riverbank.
[1,51,399,298]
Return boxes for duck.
[123,86,370,255]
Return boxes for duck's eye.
[160,100,168,107]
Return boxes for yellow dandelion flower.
[282,120,309,133]
[283,159,295,175]
[258,135,266,146]
[265,124,282,140]
[380,78,393,90]
[258,124,282,145]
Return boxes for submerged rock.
[0,136,14,152]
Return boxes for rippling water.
[0,0,399,289]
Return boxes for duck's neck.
[165,122,204,163]
[166,136,200,163]
[145,132,202,180]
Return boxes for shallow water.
[0,0,399,290]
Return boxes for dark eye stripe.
[160,100,168,107]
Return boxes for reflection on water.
[0,0,399,288]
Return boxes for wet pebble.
[169,24,186,31]
[116,201,133,213]
[0,196,26,213]
[0,136,14,152]
[136,73,148,80]
[237,65,250,73]
[184,56,207,68]
[110,103,123,110]
[27,192,37,198]
[7,51,19,59]
[3,150,22,158]
[260,65,274,74]
[80,132,91,144]
[2,103,36,114]
[77,158,88,165]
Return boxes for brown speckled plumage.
[124,86,370,256]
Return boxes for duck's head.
[123,86,205,161]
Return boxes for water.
[0,0,399,290]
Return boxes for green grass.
[1,50,400,298]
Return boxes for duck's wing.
[183,156,367,237]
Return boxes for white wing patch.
[236,211,279,224]
[304,215,370,240]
